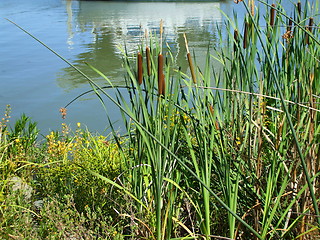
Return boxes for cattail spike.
[297,2,301,19]
[287,18,293,32]
[306,17,314,45]
[137,52,143,85]
[184,33,197,84]
[308,17,314,32]
[270,4,276,28]
[187,53,197,84]
[146,47,151,76]
[243,21,249,49]
[158,54,165,96]
[234,29,239,52]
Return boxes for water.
[0,0,315,134]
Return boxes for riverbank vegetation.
[1,0,320,239]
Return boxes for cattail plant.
[233,29,239,52]
[184,33,197,84]
[297,1,302,19]
[305,17,314,45]
[157,53,165,96]
[146,46,151,76]
[157,20,165,96]
[243,21,249,49]
[137,52,143,85]
[145,30,152,77]
[269,4,276,28]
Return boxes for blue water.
[0,0,317,135]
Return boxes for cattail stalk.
[160,19,163,54]
[249,0,255,16]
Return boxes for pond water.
[0,0,315,135]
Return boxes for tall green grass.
[7,0,320,239]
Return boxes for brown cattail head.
[146,47,151,76]
[187,53,197,84]
[233,29,239,51]
[270,4,276,28]
[243,21,249,49]
[158,54,165,96]
[308,17,314,32]
[297,2,301,18]
[287,18,293,32]
[306,17,314,45]
[137,52,143,85]
[184,33,197,84]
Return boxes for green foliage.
[35,124,124,214]
[0,191,124,239]
[0,115,126,239]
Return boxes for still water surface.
[0,0,313,134]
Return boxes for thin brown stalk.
[275,115,285,151]
[160,19,163,54]
[249,0,255,16]
[120,213,156,240]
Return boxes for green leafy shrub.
[35,124,125,218]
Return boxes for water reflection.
[58,0,231,89]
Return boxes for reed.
[137,52,143,85]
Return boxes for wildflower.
[59,107,67,119]
[282,30,293,42]
[77,122,81,128]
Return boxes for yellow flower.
[77,122,81,128]
[15,138,20,143]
